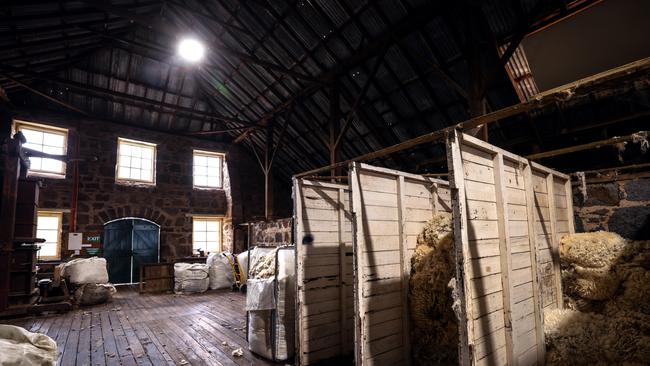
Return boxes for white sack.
[246,247,295,361]
[61,257,109,285]
[206,252,233,290]
[0,325,57,366]
[246,278,275,310]
[274,248,295,361]
[74,283,117,306]
[248,310,274,360]
[174,263,209,294]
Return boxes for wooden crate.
[447,131,574,366]
[293,179,354,365]
[139,263,174,293]
[349,163,451,366]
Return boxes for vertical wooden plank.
[338,187,347,357]
[293,178,305,366]
[446,130,473,366]
[545,175,563,308]
[493,153,515,366]
[564,179,576,234]
[432,182,439,213]
[350,163,365,366]
[396,176,411,364]
[523,165,546,365]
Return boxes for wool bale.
[61,257,109,285]
[560,231,626,268]
[74,283,117,306]
[173,263,209,294]
[408,213,458,365]
[0,325,57,366]
[206,252,234,290]
[249,248,279,279]
[567,265,620,301]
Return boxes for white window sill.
[27,171,66,180]
[193,186,224,191]
[115,179,156,188]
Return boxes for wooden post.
[0,90,20,310]
[546,175,563,308]
[337,186,347,357]
[0,139,21,310]
[264,122,274,220]
[329,85,341,179]
[395,175,412,363]
[493,153,515,365]
[446,130,473,366]
[523,165,546,364]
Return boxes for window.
[116,138,156,184]
[192,217,222,254]
[36,211,62,260]
[14,121,67,178]
[193,150,223,188]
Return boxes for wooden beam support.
[0,63,254,126]
[164,0,252,37]
[526,131,647,160]
[264,121,275,220]
[328,84,341,178]
[294,56,650,178]
[77,0,320,84]
[256,2,448,124]
[269,106,294,170]
[334,48,386,150]
[186,126,259,135]
[0,73,89,116]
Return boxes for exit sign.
[84,232,102,245]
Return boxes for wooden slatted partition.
[447,131,574,366]
[349,163,451,366]
[293,179,354,365]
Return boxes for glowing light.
[178,38,205,62]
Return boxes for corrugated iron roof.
[1,0,609,179]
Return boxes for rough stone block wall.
[250,218,293,246]
[573,177,650,240]
[14,109,270,260]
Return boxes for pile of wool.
[560,232,650,314]
[408,212,458,365]
[552,233,650,364]
[560,231,627,268]
[544,308,650,365]
[249,248,279,279]
[560,232,625,307]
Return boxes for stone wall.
[250,218,293,247]
[573,177,650,240]
[13,109,274,260]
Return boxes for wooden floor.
[2,287,280,366]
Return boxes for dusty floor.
[2,287,279,366]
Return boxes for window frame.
[191,216,223,254]
[115,137,157,185]
[36,210,63,261]
[192,149,224,189]
[13,120,68,179]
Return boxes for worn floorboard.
[1,287,279,366]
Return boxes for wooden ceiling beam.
[77,0,321,84]
[257,1,450,125]
[164,0,252,37]
[0,63,255,126]
[295,56,650,177]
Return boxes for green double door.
[103,218,159,284]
